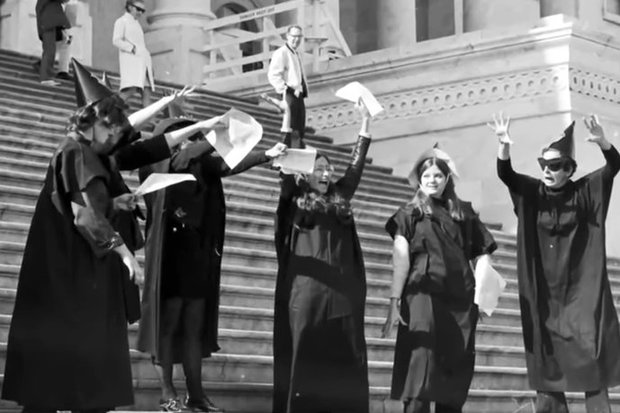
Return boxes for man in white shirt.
[113,0,155,107]
[268,25,308,142]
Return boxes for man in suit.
[35,0,71,86]
[268,25,308,141]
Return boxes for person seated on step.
[273,101,371,413]
[382,143,497,413]
[1,60,224,413]
[490,112,620,413]
[136,101,286,413]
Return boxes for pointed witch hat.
[72,58,113,107]
[408,142,459,186]
[542,121,575,160]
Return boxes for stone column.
[540,0,578,18]
[463,0,539,32]
[0,0,40,57]
[376,0,415,48]
[145,0,216,85]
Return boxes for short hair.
[125,1,144,12]
[287,25,303,34]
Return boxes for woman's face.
[308,157,334,195]
[419,164,449,198]
[89,119,125,155]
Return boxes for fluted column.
[463,0,539,32]
[145,0,216,85]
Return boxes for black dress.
[497,147,620,392]
[277,135,371,413]
[385,199,497,409]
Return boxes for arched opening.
[214,2,263,72]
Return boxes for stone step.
[0,145,413,201]
[0,167,409,213]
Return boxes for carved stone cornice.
[308,66,571,131]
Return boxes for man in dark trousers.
[35,0,71,85]
[491,113,620,413]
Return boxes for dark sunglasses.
[537,157,569,172]
[132,4,145,13]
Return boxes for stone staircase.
[1,48,620,413]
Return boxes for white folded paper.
[206,108,263,169]
[135,173,196,196]
[474,255,507,316]
[273,147,318,174]
[335,81,384,117]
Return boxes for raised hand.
[112,193,137,211]
[167,85,198,104]
[266,142,288,159]
[583,114,609,145]
[487,112,513,144]
[355,99,370,119]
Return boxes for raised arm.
[336,103,371,199]
[201,142,287,178]
[127,86,196,132]
[489,112,538,195]
[584,114,620,178]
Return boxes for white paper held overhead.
[335,81,384,117]
[273,147,317,174]
[474,255,507,316]
[206,108,263,169]
[135,173,196,196]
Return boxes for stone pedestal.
[145,0,216,85]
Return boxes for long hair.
[409,157,464,221]
[294,154,353,222]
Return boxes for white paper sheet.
[335,81,384,117]
[206,108,263,169]
[474,255,507,316]
[273,147,317,174]
[135,173,196,196]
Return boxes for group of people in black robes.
[3,51,620,413]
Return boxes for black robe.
[137,145,269,363]
[385,199,497,408]
[2,133,171,409]
[276,135,370,413]
[497,146,620,392]
[3,138,132,409]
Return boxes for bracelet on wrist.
[100,232,124,250]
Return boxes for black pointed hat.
[72,58,113,107]
[542,121,575,159]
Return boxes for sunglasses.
[537,158,569,172]
[132,4,145,13]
